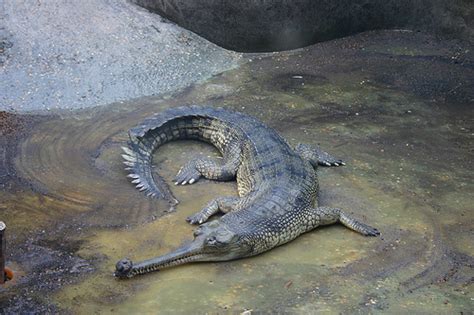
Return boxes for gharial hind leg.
[174,142,241,185]
[186,196,239,225]
[309,207,380,236]
[295,143,345,167]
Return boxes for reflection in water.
[1,31,473,313]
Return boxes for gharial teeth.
[122,154,137,162]
[121,146,134,156]
[139,186,147,191]
[131,179,141,184]
[127,174,140,179]
[123,161,134,167]
[136,183,144,188]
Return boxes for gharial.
[114,106,379,278]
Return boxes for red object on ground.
[4,266,14,281]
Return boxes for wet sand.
[0,30,473,313]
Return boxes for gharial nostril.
[116,259,132,272]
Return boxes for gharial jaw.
[114,221,251,279]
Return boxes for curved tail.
[122,143,178,209]
[121,106,230,209]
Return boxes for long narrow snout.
[114,221,248,279]
[114,240,204,279]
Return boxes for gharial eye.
[206,236,217,245]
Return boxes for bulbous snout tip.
[114,258,134,278]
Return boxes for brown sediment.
[1,30,473,313]
[0,111,51,192]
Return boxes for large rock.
[133,0,473,52]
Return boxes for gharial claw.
[174,167,201,186]
[320,158,345,167]
[295,143,346,168]
[361,225,380,237]
[186,213,208,225]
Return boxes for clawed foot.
[358,223,380,237]
[186,212,209,225]
[318,154,345,167]
[295,143,345,167]
[174,165,201,185]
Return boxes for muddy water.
[1,31,473,313]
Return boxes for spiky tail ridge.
[121,106,230,209]
[122,143,178,208]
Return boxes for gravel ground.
[0,0,241,113]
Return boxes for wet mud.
[1,30,473,313]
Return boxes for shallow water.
[1,30,473,313]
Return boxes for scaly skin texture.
[115,106,379,278]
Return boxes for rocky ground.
[0,0,240,112]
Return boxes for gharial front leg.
[174,142,241,185]
[186,196,240,225]
[308,207,380,236]
[295,143,345,167]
